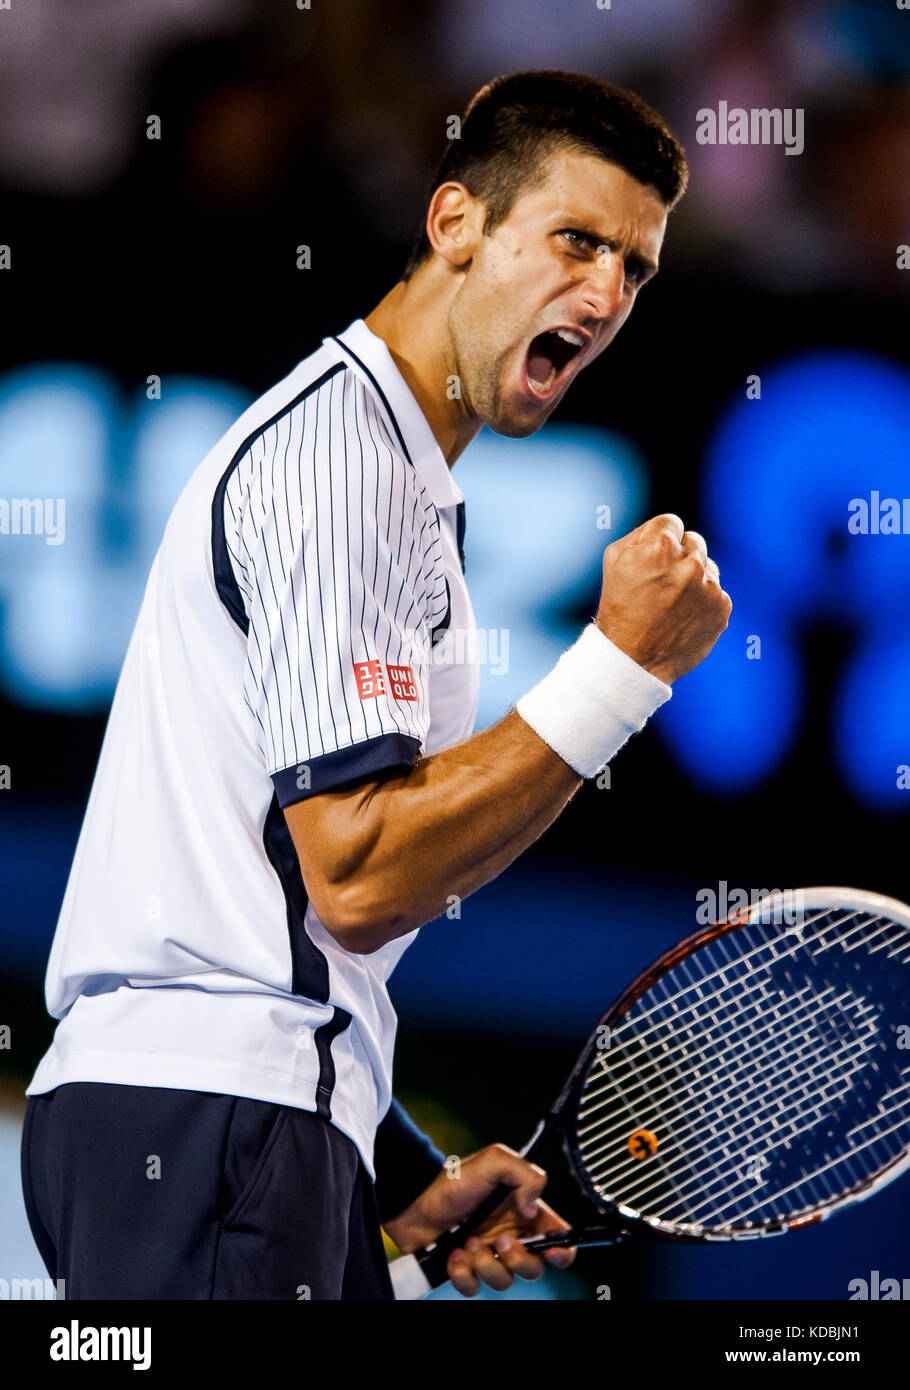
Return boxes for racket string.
[626,1040,878,1224]
[581,988,874,1175]
[582,1003,878,1222]
[611,921,884,1223]
[727,1111,910,1224]
[574,907,910,1231]
[583,911,894,1115]
[848,1069,910,1137]
[606,909,887,1055]
[580,979,857,1130]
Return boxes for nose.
[579,251,626,322]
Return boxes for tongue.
[527,335,557,387]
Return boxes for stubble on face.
[445,152,668,439]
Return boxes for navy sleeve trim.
[373,1098,447,1225]
[456,499,467,573]
[271,732,421,807]
[429,576,451,645]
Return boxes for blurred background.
[1,0,909,1300]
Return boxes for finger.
[544,1245,577,1270]
[447,1249,480,1298]
[505,1195,577,1273]
[465,1237,514,1293]
[469,1144,548,1221]
[704,555,721,585]
[611,518,649,550]
[525,1200,578,1268]
[640,512,685,545]
[491,1231,547,1282]
[530,1197,572,1235]
[681,529,708,564]
[511,1168,548,1222]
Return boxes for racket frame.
[407,886,910,1288]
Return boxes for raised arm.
[287,514,730,953]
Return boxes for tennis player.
[21,71,730,1300]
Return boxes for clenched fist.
[597,513,732,685]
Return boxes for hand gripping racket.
[391,887,910,1298]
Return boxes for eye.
[625,259,653,289]
[559,229,594,253]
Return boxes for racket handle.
[413,1181,516,1290]
[522,1225,600,1253]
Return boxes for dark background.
[1,0,908,1300]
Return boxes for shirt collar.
[326,319,464,509]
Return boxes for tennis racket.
[391,886,910,1298]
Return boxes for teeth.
[555,327,585,347]
[528,367,557,392]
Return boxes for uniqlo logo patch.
[353,659,385,700]
[386,663,418,701]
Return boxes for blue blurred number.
[0,366,250,709]
[658,351,910,810]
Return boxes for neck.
[364,268,481,468]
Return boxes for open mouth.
[524,327,587,399]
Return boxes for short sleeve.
[223,372,449,807]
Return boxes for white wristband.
[516,623,671,778]
[389,1253,433,1300]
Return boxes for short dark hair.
[403,70,688,279]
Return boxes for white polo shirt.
[27,320,478,1176]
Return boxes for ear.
[425,181,484,268]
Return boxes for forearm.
[318,711,581,949]
[290,621,675,951]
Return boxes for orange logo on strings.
[627,1129,658,1160]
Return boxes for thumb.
[469,1144,548,1221]
[604,520,645,565]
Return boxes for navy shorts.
[20,1082,394,1300]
